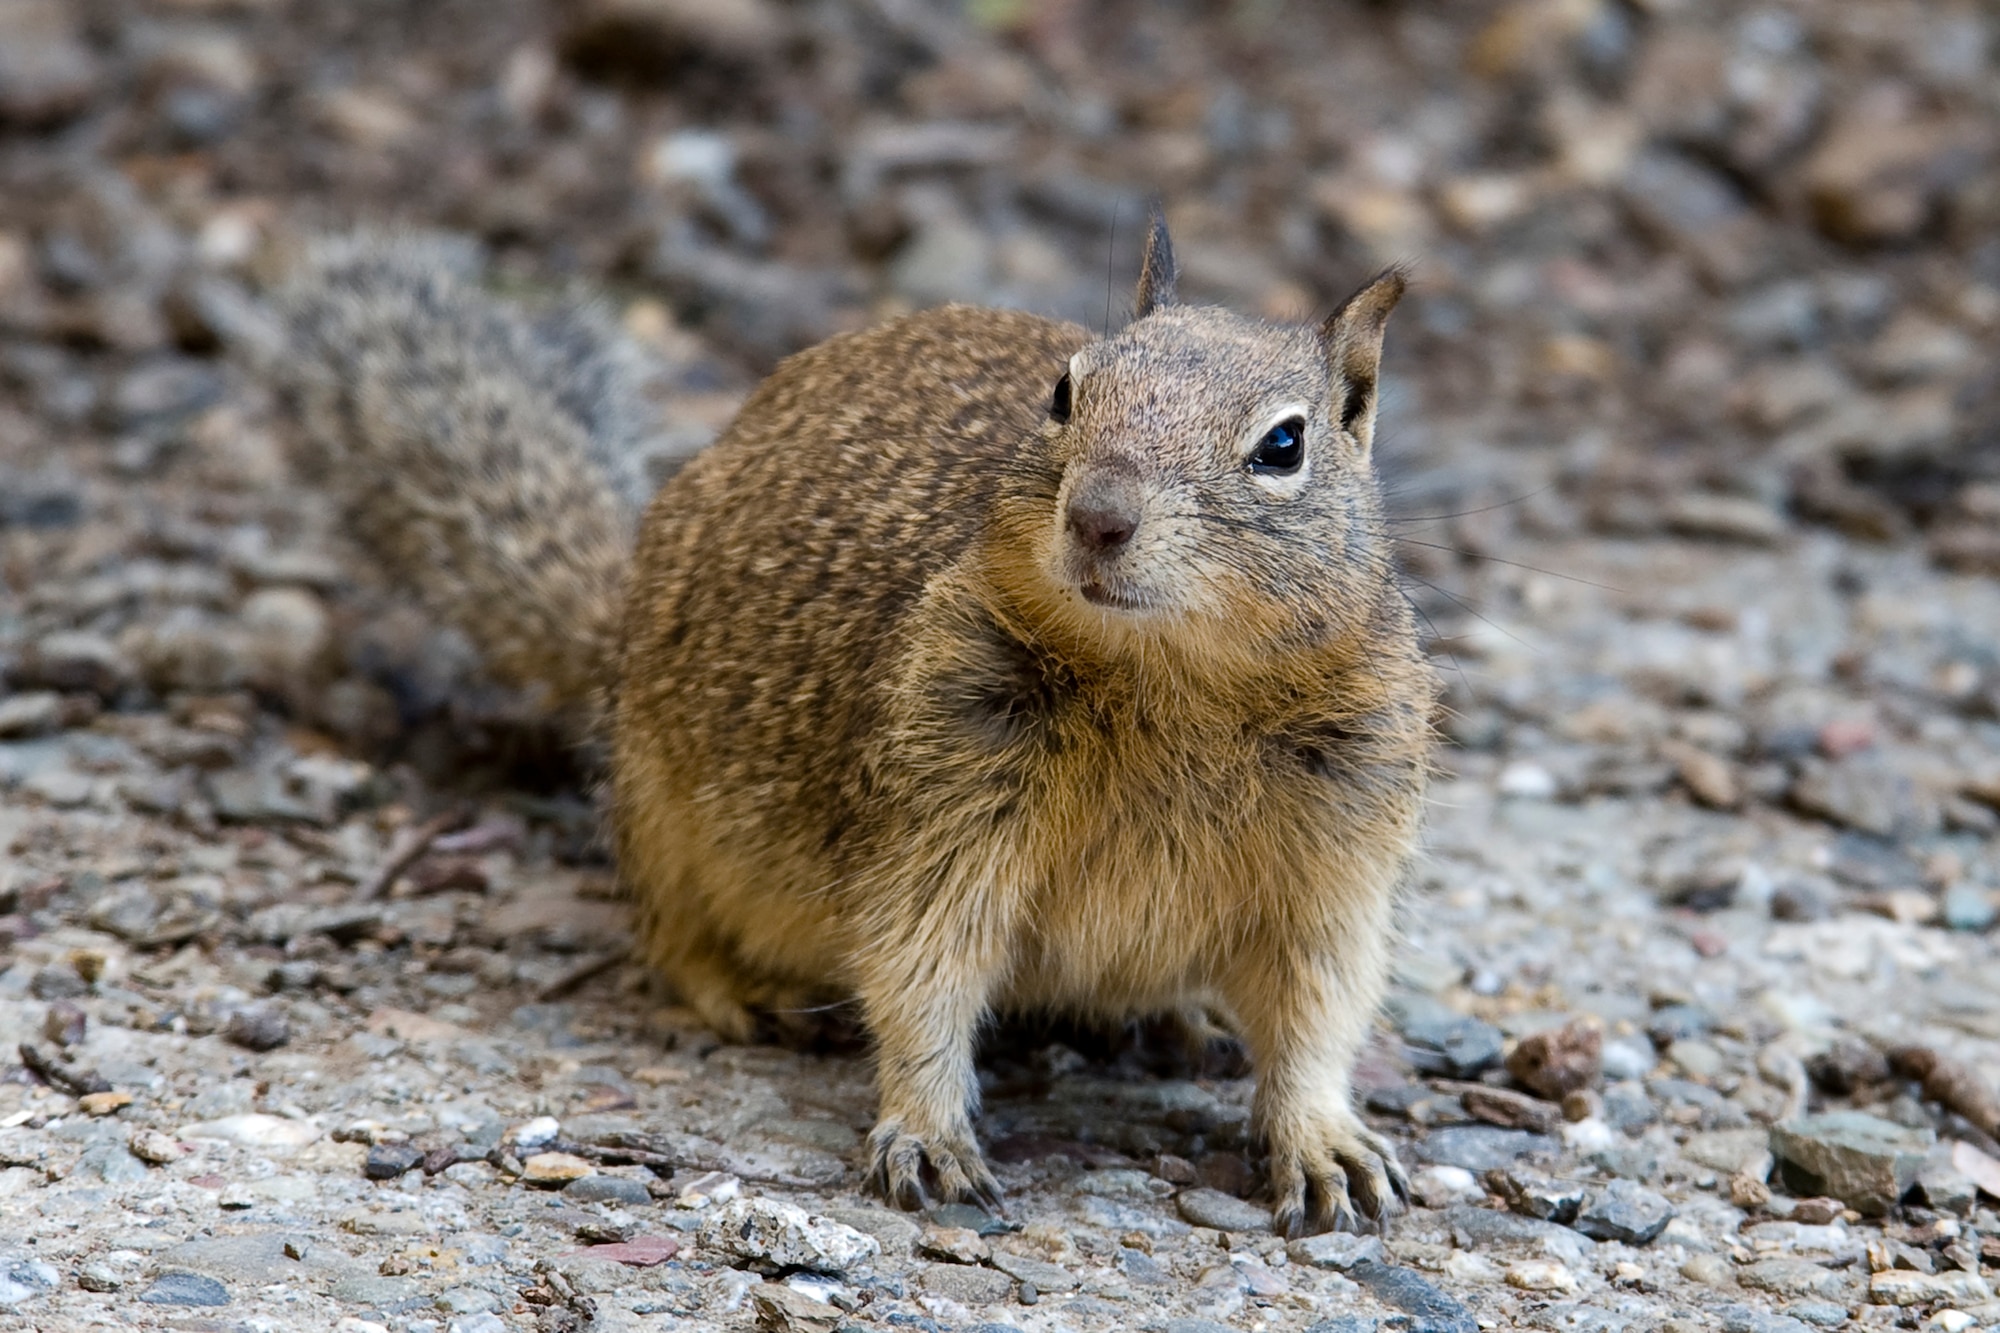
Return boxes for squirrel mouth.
[1078,581,1153,613]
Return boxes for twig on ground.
[1887,1045,2000,1139]
[535,949,627,1002]
[356,808,470,901]
[18,1042,111,1096]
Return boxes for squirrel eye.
[1247,417,1305,475]
[1048,372,1072,424]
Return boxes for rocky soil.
[2,0,1999,1330]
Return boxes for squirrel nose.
[1066,494,1141,553]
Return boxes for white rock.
[511,1116,560,1152]
[676,1169,740,1209]
[1497,761,1559,799]
[1507,1259,1580,1293]
[1445,1250,1501,1283]
[178,1113,320,1149]
[1600,1037,1657,1081]
[1562,1117,1616,1153]
[697,1196,880,1275]
[1412,1164,1482,1208]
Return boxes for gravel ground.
[2,1,1999,1331]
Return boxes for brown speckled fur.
[274,223,1435,1236]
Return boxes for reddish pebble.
[1817,719,1875,758]
[1689,930,1728,958]
[569,1236,679,1267]
[188,1174,227,1189]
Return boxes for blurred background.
[1,4,2000,1327]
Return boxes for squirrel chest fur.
[276,220,1434,1235]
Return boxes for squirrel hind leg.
[644,923,861,1051]
[642,926,760,1045]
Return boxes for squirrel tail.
[264,234,658,730]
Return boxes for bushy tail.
[265,235,661,728]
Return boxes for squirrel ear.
[1133,212,1178,317]
[1319,266,1407,455]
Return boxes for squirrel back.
[268,235,656,725]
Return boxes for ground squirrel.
[273,218,1435,1235]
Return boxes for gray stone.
[1738,1257,1851,1299]
[76,1261,125,1292]
[1588,1143,1661,1182]
[1287,1230,1386,1270]
[207,766,334,825]
[1572,1179,1675,1245]
[914,1262,1015,1304]
[0,27,99,126]
[0,693,62,739]
[748,1282,841,1333]
[1306,1320,1380,1333]
[696,1196,879,1274]
[1645,1005,1714,1045]
[447,1315,506,1333]
[1444,1205,1593,1264]
[926,1202,1012,1236]
[1175,1186,1269,1232]
[436,1285,502,1314]
[22,632,130,697]
[1077,1193,1186,1237]
[364,1143,424,1180]
[1789,757,1940,840]
[0,1257,60,1306]
[1415,1126,1558,1171]
[1118,1246,1170,1285]
[1717,1305,1814,1333]
[819,1204,920,1256]
[1683,1128,1775,1177]
[1491,1172,1589,1224]
[1396,998,1506,1079]
[159,1233,356,1285]
[990,1250,1078,1292]
[1912,1145,1977,1214]
[1941,881,1998,932]
[138,1271,230,1307]
[223,1004,291,1052]
[1518,1305,1636,1333]
[1164,1322,1242,1333]
[1348,1261,1477,1333]
[75,1143,149,1183]
[24,768,91,806]
[1599,1039,1655,1082]
[1769,1112,1934,1215]
[564,1174,653,1205]
[1790,1302,1851,1327]
[331,1275,422,1306]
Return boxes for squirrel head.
[997,215,1406,667]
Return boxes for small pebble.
[76,1261,124,1292]
[511,1116,561,1152]
[130,1128,186,1165]
[1506,1259,1579,1293]
[138,1271,230,1307]
[363,1143,425,1180]
[521,1151,595,1186]
[223,1006,292,1052]
[1175,1187,1271,1233]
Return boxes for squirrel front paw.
[1265,1110,1410,1237]
[866,1117,1003,1213]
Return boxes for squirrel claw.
[866,1119,1004,1216]
[1267,1115,1406,1237]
